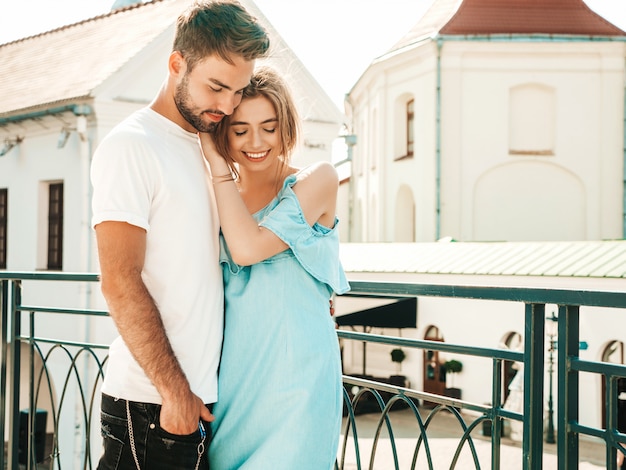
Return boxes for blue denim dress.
[208,174,350,469]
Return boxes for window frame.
[395,98,415,162]
[0,188,7,269]
[47,182,64,270]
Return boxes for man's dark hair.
[174,0,270,71]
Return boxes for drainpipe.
[345,133,356,243]
[343,94,356,242]
[435,38,443,241]
[73,105,95,469]
[74,105,93,276]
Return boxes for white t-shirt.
[91,108,223,404]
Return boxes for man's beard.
[174,74,220,133]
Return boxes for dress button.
[150,423,156,429]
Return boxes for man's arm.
[95,221,213,433]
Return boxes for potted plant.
[443,359,463,399]
[390,348,407,386]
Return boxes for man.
[90,1,269,468]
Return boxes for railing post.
[523,302,545,469]
[491,357,503,470]
[26,311,36,469]
[0,280,7,467]
[607,375,620,470]
[558,304,579,470]
[7,280,22,470]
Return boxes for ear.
[169,51,186,78]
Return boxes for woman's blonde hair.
[213,66,300,178]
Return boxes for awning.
[334,295,417,329]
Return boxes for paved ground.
[340,407,608,469]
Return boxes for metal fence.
[2,272,626,469]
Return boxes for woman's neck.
[238,165,295,214]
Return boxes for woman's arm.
[199,133,338,266]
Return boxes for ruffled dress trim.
[220,173,350,295]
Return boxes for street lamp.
[545,311,558,444]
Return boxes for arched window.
[423,325,445,406]
[406,99,414,158]
[394,94,415,161]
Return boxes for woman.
[200,66,349,469]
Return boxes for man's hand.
[160,391,214,435]
[330,298,339,329]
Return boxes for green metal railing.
[2,272,626,469]
[1,272,106,470]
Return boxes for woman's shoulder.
[293,161,338,188]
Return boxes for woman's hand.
[199,132,231,170]
[198,132,221,164]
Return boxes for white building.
[342,0,626,243]
[336,0,626,439]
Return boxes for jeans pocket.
[146,423,206,469]
[98,411,128,470]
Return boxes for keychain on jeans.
[125,400,207,470]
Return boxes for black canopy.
[334,296,417,329]
[334,295,417,376]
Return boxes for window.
[509,84,555,156]
[47,183,63,270]
[394,97,414,161]
[0,188,6,269]
[406,99,414,158]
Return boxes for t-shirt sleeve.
[259,184,350,295]
[91,133,157,231]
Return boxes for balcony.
[2,271,626,469]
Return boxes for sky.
[1,0,625,109]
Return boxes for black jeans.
[97,393,213,470]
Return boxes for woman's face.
[226,95,280,172]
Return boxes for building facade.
[337,0,626,439]
[343,0,626,243]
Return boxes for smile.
[245,151,269,159]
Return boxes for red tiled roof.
[440,0,626,35]
[389,0,624,53]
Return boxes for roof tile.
[440,0,626,35]
[390,0,625,54]
[0,0,188,117]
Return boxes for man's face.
[173,54,254,132]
